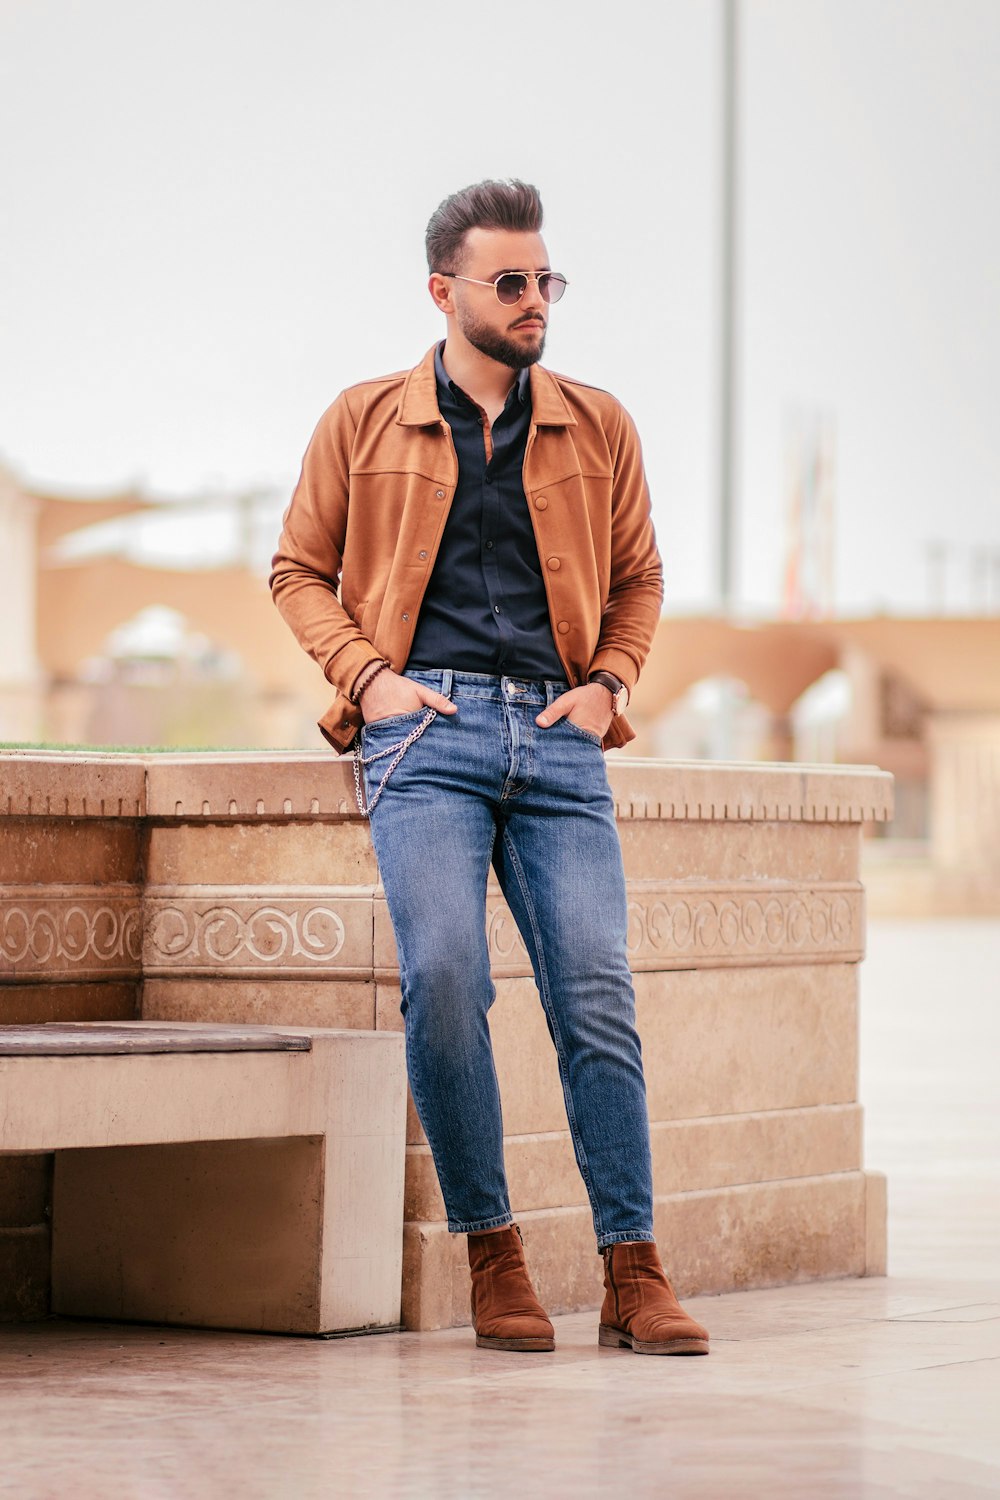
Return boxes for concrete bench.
[0,1021,406,1336]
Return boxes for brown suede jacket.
[269,345,663,753]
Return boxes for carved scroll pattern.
[2,882,862,981]
[485,884,862,974]
[0,890,143,977]
[486,906,530,964]
[144,899,346,971]
[626,888,859,967]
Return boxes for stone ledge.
[0,751,894,825]
[607,759,893,824]
[0,753,145,819]
[144,754,356,821]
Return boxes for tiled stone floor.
[2,919,998,1499]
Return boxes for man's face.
[448,228,551,370]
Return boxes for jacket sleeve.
[588,403,664,690]
[269,393,381,703]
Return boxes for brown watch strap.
[588,671,627,712]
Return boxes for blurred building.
[629,615,1000,912]
[0,466,327,751]
[3,465,999,909]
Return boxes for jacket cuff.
[602,713,635,752]
[318,692,363,752]
[326,638,385,702]
[588,648,639,692]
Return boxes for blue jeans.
[361,669,654,1249]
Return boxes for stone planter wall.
[1,750,892,1327]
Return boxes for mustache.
[512,315,545,328]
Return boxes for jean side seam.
[499,825,605,1243]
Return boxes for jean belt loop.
[546,680,560,708]
[440,668,453,700]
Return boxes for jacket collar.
[397,345,576,428]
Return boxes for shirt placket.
[480,395,520,666]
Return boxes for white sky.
[2,0,998,615]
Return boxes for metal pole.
[718,0,738,612]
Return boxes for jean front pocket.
[357,705,441,817]
[561,717,605,747]
[361,706,431,737]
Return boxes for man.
[270,180,709,1357]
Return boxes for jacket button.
[402,612,410,622]
[435,489,445,499]
[547,557,561,571]
[342,720,351,729]
[419,550,428,560]
[557,620,570,635]
[535,495,548,510]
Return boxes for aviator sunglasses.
[437,270,569,305]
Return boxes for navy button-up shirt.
[406,343,565,680]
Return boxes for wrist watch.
[588,671,629,716]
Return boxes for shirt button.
[485,475,493,485]
[485,540,494,550]
[435,489,445,499]
[535,495,548,510]
[557,621,570,635]
[547,557,561,571]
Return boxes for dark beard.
[460,314,546,370]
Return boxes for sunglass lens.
[495,274,527,305]
[539,274,567,304]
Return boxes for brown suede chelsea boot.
[468,1223,555,1352]
[600,1241,710,1355]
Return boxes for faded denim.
[361,669,655,1249]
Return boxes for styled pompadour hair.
[425,179,543,273]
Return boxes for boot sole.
[598,1323,709,1356]
[476,1334,555,1353]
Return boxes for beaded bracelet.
[351,659,390,705]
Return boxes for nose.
[520,276,546,314]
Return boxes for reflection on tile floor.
[1,920,998,1499]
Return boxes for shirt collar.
[397,346,574,427]
[434,341,531,411]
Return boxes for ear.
[428,272,455,316]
